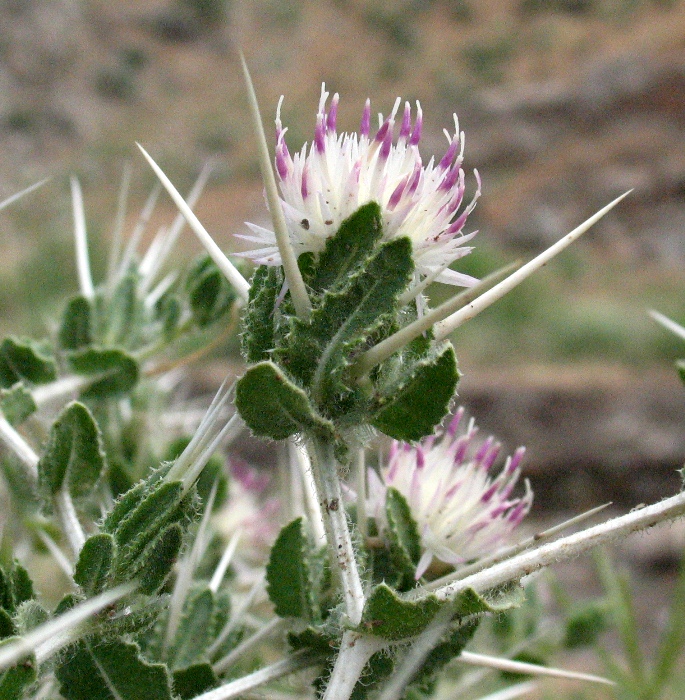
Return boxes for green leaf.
[13,600,48,635]
[67,347,139,399]
[241,265,282,363]
[235,361,335,441]
[267,518,315,620]
[74,534,116,596]
[167,588,216,669]
[372,343,459,441]
[0,337,56,388]
[0,609,15,639]
[172,663,218,699]
[137,523,183,595]
[37,401,106,498]
[360,584,442,641]
[385,487,421,588]
[677,359,685,386]
[351,651,394,700]
[187,254,237,328]
[156,294,182,339]
[407,618,480,697]
[9,564,34,611]
[564,601,608,649]
[451,583,526,618]
[57,639,174,700]
[59,295,93,350]
[107,274,141,346]
[309,202,384,293]
[0,641,36,700]
[0,383,36,426]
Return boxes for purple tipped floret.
[409,104,423,146]
[439,140,458,171]
[388,174,410,210]
[315,115,326,154]
[301,164,309,199]
[481,445,502,473]
[508,447,526,474]
[360,99,371,137]
[474,436,494,465]
[447,408,465,436]
[276,143,290,180]
[416,448,425,469]
[399,102,412,140]
[327,94,339,132]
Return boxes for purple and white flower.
[367,408,532,579]
[238,85,481,287]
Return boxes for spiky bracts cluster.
[239,84,481,287]
[368,408,532,579]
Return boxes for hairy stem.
[322,631,386,700]
[309,436,365,625]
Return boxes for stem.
[434,191,631,341]
[239,52,311,321]
[429,491,685,603]
[309,436,365,625]
[53,487,86,559]
[194,651,319,700]
[322,631,385,700]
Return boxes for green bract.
[237,202,460,450]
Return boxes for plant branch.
[309,436,365,625]
[429,491,685,603]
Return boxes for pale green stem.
[239,52,311,321]
[421,502,611,594]
[0,178,49,212]
[106,162,132,292]
[355,448,368,541]
[458,651,614,685]
[375,606,454,700]
[213,618,286,675]
[290,440,326,543]
[322,631,386,700]
[309,436,365,625]
[430,490,685,604]
[0,415,38,490]
[70,177,94,299]
[53,486,86,559]
[435,191,631,341]
[137,144,251,301]
[194,651,319,700]
[350,263,517,380]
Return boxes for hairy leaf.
[309,202,384,293]
[187,254,237,328]
[0,337,56,388]
[0,383,36,426]
[67,347,139,399]
[74,534,116,596]
[361,584,442,641]
[173,663,218,699]
[37,401,105,498]
[59,295,93,350]
[236,361,335,441]
[167,587,216,669]
[0,642,36,700]
[242,265,282,363]
[385,487,421,589]
[372,343,459,441]
[57,639,173,700]
[267,518,315,620]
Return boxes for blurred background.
[1,0,685,517]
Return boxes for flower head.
[367,408,532,579]
[238,85,481,287]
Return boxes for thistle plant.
[0,61,683,700]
